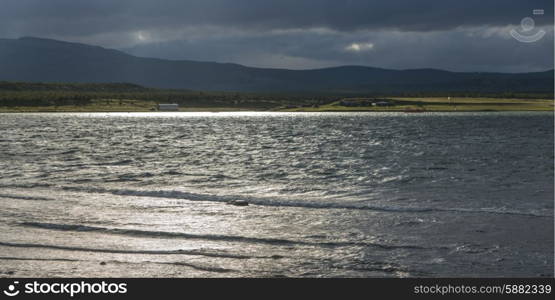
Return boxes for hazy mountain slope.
[0,37,552,93]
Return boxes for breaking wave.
[61,186,552,217]
[0,241,262,259]
[19,222,430,250]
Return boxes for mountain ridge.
[0,37,552,93]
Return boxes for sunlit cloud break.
[345,42,374,52]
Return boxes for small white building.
[158,103,179,111]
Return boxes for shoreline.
[1,97,552,113]
[0,109,552,113]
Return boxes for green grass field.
[0,99,157,112]
[0,97,552,113]
[281,97,554,112]
[0,99,277,112]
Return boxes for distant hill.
[0,81,148,92]
[0,37,552,93]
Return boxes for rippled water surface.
[0,112,553,277]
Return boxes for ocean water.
[0,112,553,277]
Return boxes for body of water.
[0,112,553,277]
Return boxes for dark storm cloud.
[124,26,554,72]
[1,0,552,36]
[0,0,553,72]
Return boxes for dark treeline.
[0,81,551,107]
[0,81,148,92]
[0,82,335,107]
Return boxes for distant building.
[158,103,179,111]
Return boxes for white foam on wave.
[61,186,553,218]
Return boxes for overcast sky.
[1,0,553,72]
